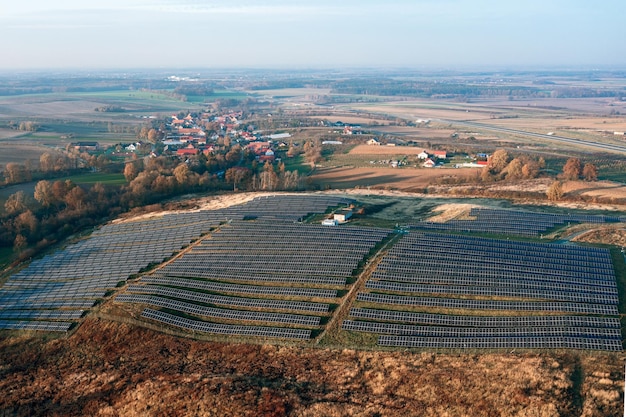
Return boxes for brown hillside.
[1,318,622,416]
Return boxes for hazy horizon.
[1,0,625,71]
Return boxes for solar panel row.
[0,320,73,332]
[349,308,621,329]
[116,294,321,326]
[378,335,623,351]
[140,276,338,298]
[364,280,618,304]
[356,292,618,315]
[127,284,330,313]
[141,308,312,339]
[342,320,621,339]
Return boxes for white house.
[333,209,353,223]
[417,150,429,160]
[366,138,380,146]
[423,158,436,168]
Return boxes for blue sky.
[1,0,624,70]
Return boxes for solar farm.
[116,220,391,340]
[412,207,625,237]
[345,231,622,351]
[1,194,624,352]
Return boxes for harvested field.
[366,126,457,137]
[252,87,332,97]
[311,166,478,191]
[0,142,50,165]
[0,317,622,417]
[0,129,28,140]
[307,115,392,125]
[349,145,433,155]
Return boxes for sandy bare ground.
[563,180,626,200]
[424,203,480,222]
[114,192,304,223]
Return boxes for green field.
[61,172,127,186]
[186,90,250,104]
[281,155,311,175]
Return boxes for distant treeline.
[329,79,626,99]
[0,77,180,96]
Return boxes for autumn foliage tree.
[124,162,141,182]
[303,140,322,165]
[488,149,510,174]
[504,158,523,180]
[582,163,598,181]
[562,158,582,180]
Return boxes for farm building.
[334,209,353,223]
[71,141,99,152]
[176,148,198,156]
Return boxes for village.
[69,109,495,178]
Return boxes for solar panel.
[141,308,312,339]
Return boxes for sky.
[1,0,625,71]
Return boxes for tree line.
[1,149,114,186]
[1,145,309,262]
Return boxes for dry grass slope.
[0,318,623,416]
